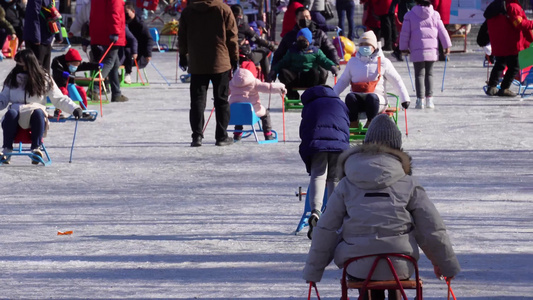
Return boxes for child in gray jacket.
[303,114,460,300]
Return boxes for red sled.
[2,36,18,59]
[137,0,159,11]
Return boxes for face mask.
[359,46,374,57]
[126,14,133,22]
[68,65,78,73]
[298,19,311,28]
[297,39,309,50]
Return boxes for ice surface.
[0,48,532,299]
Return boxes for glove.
[109,34,119,43]
[330,65,340,77]
[62,71,70,79]
[401,101,410,109]
[73,108,83,120]
[267,42,277,52]
[179,54,188,72]
[98,63,104,69]
[231,60,238,72]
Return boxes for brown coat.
[178,0,239,74]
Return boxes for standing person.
[374,0,396,51]
[336,0,356,40]
[303,114,461,300]
[334,31,410,128]
[178,0,239,147]
[124,2,154,84]
[0,49,82,164]
[298,85,350,240]
[23,0,59,70]
[90,0,129,102]
[399,0,451,109]
[1,0,25,48]
[484,0,533,97]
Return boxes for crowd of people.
[6,0,533,297]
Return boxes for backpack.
[477,20,490,47]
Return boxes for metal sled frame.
[227,103,279,144]
[294,186,327,234]
[1,129,51,166]
[349,93,400,141]
[341,254,423,300]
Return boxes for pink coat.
[399,5,451,62]
[229,69,286,117]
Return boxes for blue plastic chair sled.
[227,102,278,144]
[295,186,327,234]
[48,83,98,122]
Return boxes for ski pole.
[405,55,415,92]
[133,58,146,85]
[441,55,448,92]
[336,27,344,63]
[281,92,286,142]
[268,83,272,111]
[446,278,457,300]
[150,61,171,86]
[99,41,115,64]
[202,106,215,134]
[69,119,79,163]
[175,51,179,83]
[404,107,408,137]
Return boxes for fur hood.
[337,144,412,189]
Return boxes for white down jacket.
[303,144,460,282]
[333,49,410,113]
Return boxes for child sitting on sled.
[51,48,101,111]
[303,114,460,300]
[229,66,286,141]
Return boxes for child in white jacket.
[334,31,410,128]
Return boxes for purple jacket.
[399,5,451,62]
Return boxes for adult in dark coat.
[90,0,128,102]
[0,0,24,47]
[23,0,58,70]
[299,85,350,239]
[273,7,339,74]
[124,2,154,75]
[178,0,239,147]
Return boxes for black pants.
[92,45,122,98]
[378,13,397,51]
[190,71,231,141]
[234,110,272,134]
[278,68,328,91]
[345,92,380,123]
[488,55,520,90]
[251,47,271,78]
[26,43,52,70]
[2,109,46,150]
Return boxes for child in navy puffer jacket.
[299,85,350,240]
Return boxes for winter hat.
[364,114,402,150]
[65,49,82,62]
[359,30,378,49]
[297,28,313,44]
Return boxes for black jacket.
[127,14,154,58]
[0,0,24,28]
[237,21,273,58]
[51,55,100,88]
[272,22,339,66]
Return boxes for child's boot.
[264,131,274,140]
[415,98,424,109]
[425,96,434,109]
[233,132,242,142]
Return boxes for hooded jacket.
[178,0,239,74]
[229,68,286,117]
[334,48,410,111]
[299,86,350,173]
[483,0,533,56]
[51,55,100,88]
[274,22,340,66]
[399,5,451,62]
[303,144,461,282]
[89,0,126,47]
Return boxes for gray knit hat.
[364,114,402,150]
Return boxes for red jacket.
[281,1,303,38]
[432,0,451,25]
[485,0,533,56]
[89,0,126,47]
[372,0,392,16]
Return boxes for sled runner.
[48,84,98,122]
[0,128,51,166]
[227,102,279,144]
